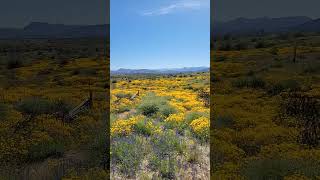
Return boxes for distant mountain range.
[3,17,320,39]
[111,67,209,75]
[212,16,320,36]
[0,22,109,39]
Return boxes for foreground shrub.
[16,97,53,116]
[64,168,108,180]
[133,119,153,136]
[138,103,159,117]
[190,116,210,141]
[111,135,145,177]
[215,115,235,129]
[164,113,185,127]
[28,140,64,162]
[0,103,8,118]
[242,158,320,179]
[211,139,245,167]
[232,76,266,89]
[268,79,301,95]
[185,112,205,124]
[150,130,185,178]
[111,115,145,137]
[16,97,72,117]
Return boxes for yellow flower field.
[110,72,210,179]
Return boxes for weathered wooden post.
[88,80,93,108]
[293,41,297,63]
[89,90,93,108]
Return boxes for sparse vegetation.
[0,38,109,179]
[212,32,320,178]
[111,73,209,179]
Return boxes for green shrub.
[246,70,255,76]
[303,64,320,74]
[6,58,23,69]
[242,158,320,179]
[159,105,176,118]
[215,115,235,129]
[115,92,132,99]
[137,93,169,117]
[186,145,199,164]
[133,119,152,136]
[28,141,64,162]
[116,105,131,113]
[52,99,73,115]
[255,41,265,49]
[0,103,8,118]
[88,128,109,168]
[16,97,53,116]
[138,103,159,117]
[16,97,72,117]
[268,79,301,95]
[232,76,266,89]
[79,68,97,76]
[269,47,279,55]
[185,112,204,124]
[149,154,162,170]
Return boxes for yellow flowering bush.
[190,116,209,140]
[165,113,185,123]
[111,115,145,136]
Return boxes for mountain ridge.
[212,16,320,36]
[0,22,109,39]
[111,67,209,75]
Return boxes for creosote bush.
[28,141,64,162]
[137,92,173,118]
[232,76,266,89]
[133,119,152,136]
[16,97,72,117]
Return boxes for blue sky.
[111,0,210,70]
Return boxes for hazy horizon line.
[110,66,209,71]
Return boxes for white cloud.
[141,0,208,16]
